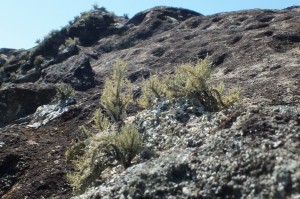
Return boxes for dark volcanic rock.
[67,8,116,46]
[1,6,300,199]
[91,8,300,107]
[0,84,56,126]
[42,55,95,91]
[125,6,202,40]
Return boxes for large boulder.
[0,84,56,126]
[67,8,116,46]
[41,55,95,91]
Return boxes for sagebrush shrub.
[66,123,142,194]
[66,132,111,195]
[214,82,241,107]
[67,60,143,195]
[100,60,133,123]
[54,83,75,103]
[138,75,168,108]
[33,55,45,69]
[109,124,143,168]
[168,57,211,98]
[138,56,241,111]
[92,109,110,132]
[59,37,80,51]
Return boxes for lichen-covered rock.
[74,103,300,199]
[1,5,300,199]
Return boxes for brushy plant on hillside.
[138,75,169,108]
[67,60,143,195]
[100,60,133,123]
[59,37,80,51]
[213,82,241,107]
[33,55,45,70]
[66,110,112,194]
[66,123,142,195]
[30,28,68,64]
[66,131,112,195]
[138,56,241,111]
[92,109,111,132]
[168,57,212,97]
[108,124,143,169]
[54,83,75,104]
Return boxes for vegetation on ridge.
[139,56,241,111]
[66,61,142,195]
[66,58,241,195]
[100,60,133,123]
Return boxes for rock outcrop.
[42,55,95,91]
[0,84,56,126]
[0,6,299,199]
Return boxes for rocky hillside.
[0,6,299,199]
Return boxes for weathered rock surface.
[75,101,300,199]
[0,84,56,126]
[0,6,300,199]
[42,55,95,91]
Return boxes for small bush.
[30,28,67,62]
[59,37,80,51]
[138,57,241,111]
[138,75,168,108]
[66,123,142,194]
[7,55,16,64]
[65,37,79,48]
[54,83,75,103]
[213,82,241,107]
[109,124,143,168]
[65,140,86,163]
[33,55,45,69]
[66,132,112,195]
[92,109,110,132]
[100,60,133,123]
[168,57,212,98]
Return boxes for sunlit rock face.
[0,6,300,199]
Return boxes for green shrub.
[92,109,110,132]
[168,57,212,98]
[59,37,80,51]
[108,124,143,168]
[138,57,241,111]
[33,55,45,69]
[66,132,112,195]
[65,37,79,48]
[66,77,142,194]
[30,28,67,62]
[66,123,142,194]
[65,140,86,163]
[167,57,240,111]
[138,75,169,108]
[100,60,133,123]
[54,83,75,103]
[213,82,241,107]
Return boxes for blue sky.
[0,0,299,49]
